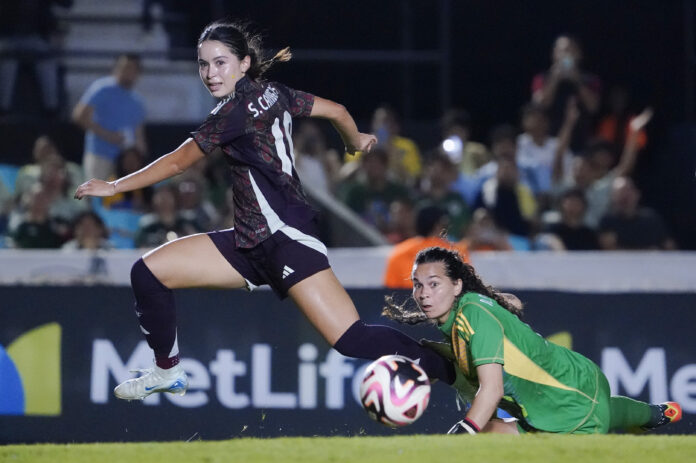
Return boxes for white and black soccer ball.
[359,354,431,427]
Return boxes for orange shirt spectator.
[383,205,470,289]
[597,115,647,151]
[596,86,647,151]
[384,235,470,289]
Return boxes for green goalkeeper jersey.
[438,292,608,433]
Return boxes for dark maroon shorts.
[207,223,330,299]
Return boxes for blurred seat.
[0,163,20,194]
[97,208,142,249]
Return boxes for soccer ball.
[359,354,431,427]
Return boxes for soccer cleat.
[114,364,188,401]
[641,402,682,431]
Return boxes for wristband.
[460,417,480,434]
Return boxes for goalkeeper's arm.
[464,363,505,432]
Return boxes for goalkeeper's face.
[412,262,462,324]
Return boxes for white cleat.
[114,364,188,401]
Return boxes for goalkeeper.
[383,246,682,434]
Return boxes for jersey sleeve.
[275,82,315,118]
[190,104,244,156]
[458,299,505,367]
[80,80,105,107]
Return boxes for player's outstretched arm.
[74,138,205,199]
[465,363,505,433]
[310,96,376,155]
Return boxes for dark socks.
[333,320,455,384]
[130,258,179,369]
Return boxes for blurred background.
[1,0,695,252]
[2,0,696,442]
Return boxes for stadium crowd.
[0,35,676,258]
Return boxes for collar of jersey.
[437,301,459,337]
[235,75,253,94]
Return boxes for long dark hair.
[197,20,291,80]
[382,246,523,324]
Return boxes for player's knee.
[131,258,169,294]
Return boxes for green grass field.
[2,434,695,463]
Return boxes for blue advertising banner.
[0,286,694,443]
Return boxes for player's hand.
[346,132,377,156]
[74,179,117,200]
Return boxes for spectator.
[0,0,71,116]
[62,211,112,251]
[8,153,86,241]
[473,157,537,237]
[175,177,218,231]
[598,177,675,250]
[383,205,470,289]
[553,103,653,228]
[9,188,61,248]
[35,152,86,232]
[440,108,491,176]
[0,176,11,237]
[102,147,153,211]
[596,86,648,153]
[544,188,599,250]
[15,135,83,199]
[134,185,200,248]
[417,150,471,240]
[516,103,574,209]
[383,197,417,244]
[532,35,601,151]
[463,124,536,206]
[344,105,422,185]
[72,54,147,181]
[338,147,413,234]
[462,208,515,252]
[293,120,341,195]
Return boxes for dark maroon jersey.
[191,76,316,248]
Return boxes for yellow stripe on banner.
[6,323,62,415]
[502,338,596,403]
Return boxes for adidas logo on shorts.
[282,265,295,279]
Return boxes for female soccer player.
[73,21,456,400]
[383,246,682,434]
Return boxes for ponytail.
[382,295,429,325]
[251,46,292,80]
